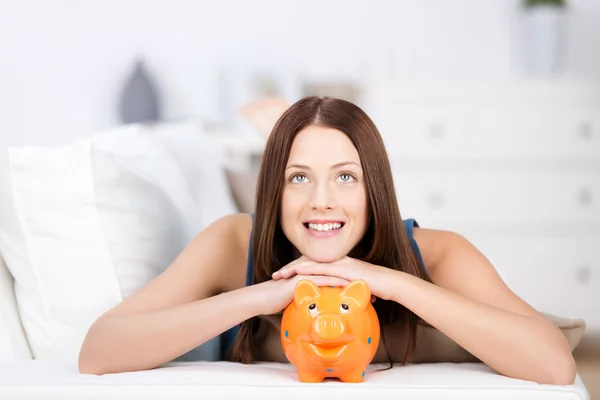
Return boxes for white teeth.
[307,222,342,231]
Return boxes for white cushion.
[0,121,237,368]
[0,360,589,399]
[0,254,32,360]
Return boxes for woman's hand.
[256,256,351,315]
[271,256,398,302]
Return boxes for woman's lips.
[303,221,345,238]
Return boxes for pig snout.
[313,314,345,340]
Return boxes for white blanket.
[0,361,589,400]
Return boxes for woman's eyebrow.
[285,161,361,170]
[331,161,360,169]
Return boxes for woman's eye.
[338,173,355,182]
[290,174,308,183]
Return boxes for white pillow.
[0,121,237,369]
[0,254,33,360]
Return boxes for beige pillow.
[410,312,586,364]
[225,152,264,214]
[225,168,258,214]
[542,312,587,351]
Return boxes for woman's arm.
[396,228,577,385]
[79,284,265,375]
[269,227,577,384]
[78,214,256,375]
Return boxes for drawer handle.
[428,192,446,208]
[575,265,591,285]
[428,122,445,139]
[577,122,593,141]
[578,188,593,207]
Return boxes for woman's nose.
[309,183,336,211]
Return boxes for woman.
[78,96,576,385]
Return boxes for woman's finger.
[272,256,308,277]
[273,259,315,279]
[298,275,349,288]
[277,265,303,278]
[294,262,349,280]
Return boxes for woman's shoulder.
[211,212,253,239]
[201,213,253,259]
[411,225,463,278]
[199,213,253,292]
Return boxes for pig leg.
[296,369,325,383]
[338,368,367,383]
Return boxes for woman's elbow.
[78,356,106,375]
[537,353,577,386]
[77,320,111,375]
[550,355,577,386]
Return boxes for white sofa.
[0,121,590,399]
[0,359,590,399]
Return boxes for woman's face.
[281,125,369,263]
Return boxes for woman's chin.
[301,249,346,264]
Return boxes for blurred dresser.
[361,79,600,335]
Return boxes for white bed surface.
[0,360,589,400]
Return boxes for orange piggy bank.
[280,279,380,383]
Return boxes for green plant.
[524,0,566,7]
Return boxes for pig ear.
[294,279,322,305]
[340,280,371,310]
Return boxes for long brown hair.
[228,96,430,364]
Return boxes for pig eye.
[308,303,318,315]
[340,303,350,314]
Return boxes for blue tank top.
[219,214,426,359]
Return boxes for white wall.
[0,0,598,333]
[1,0,599,151]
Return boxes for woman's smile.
[303,219,346,238]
